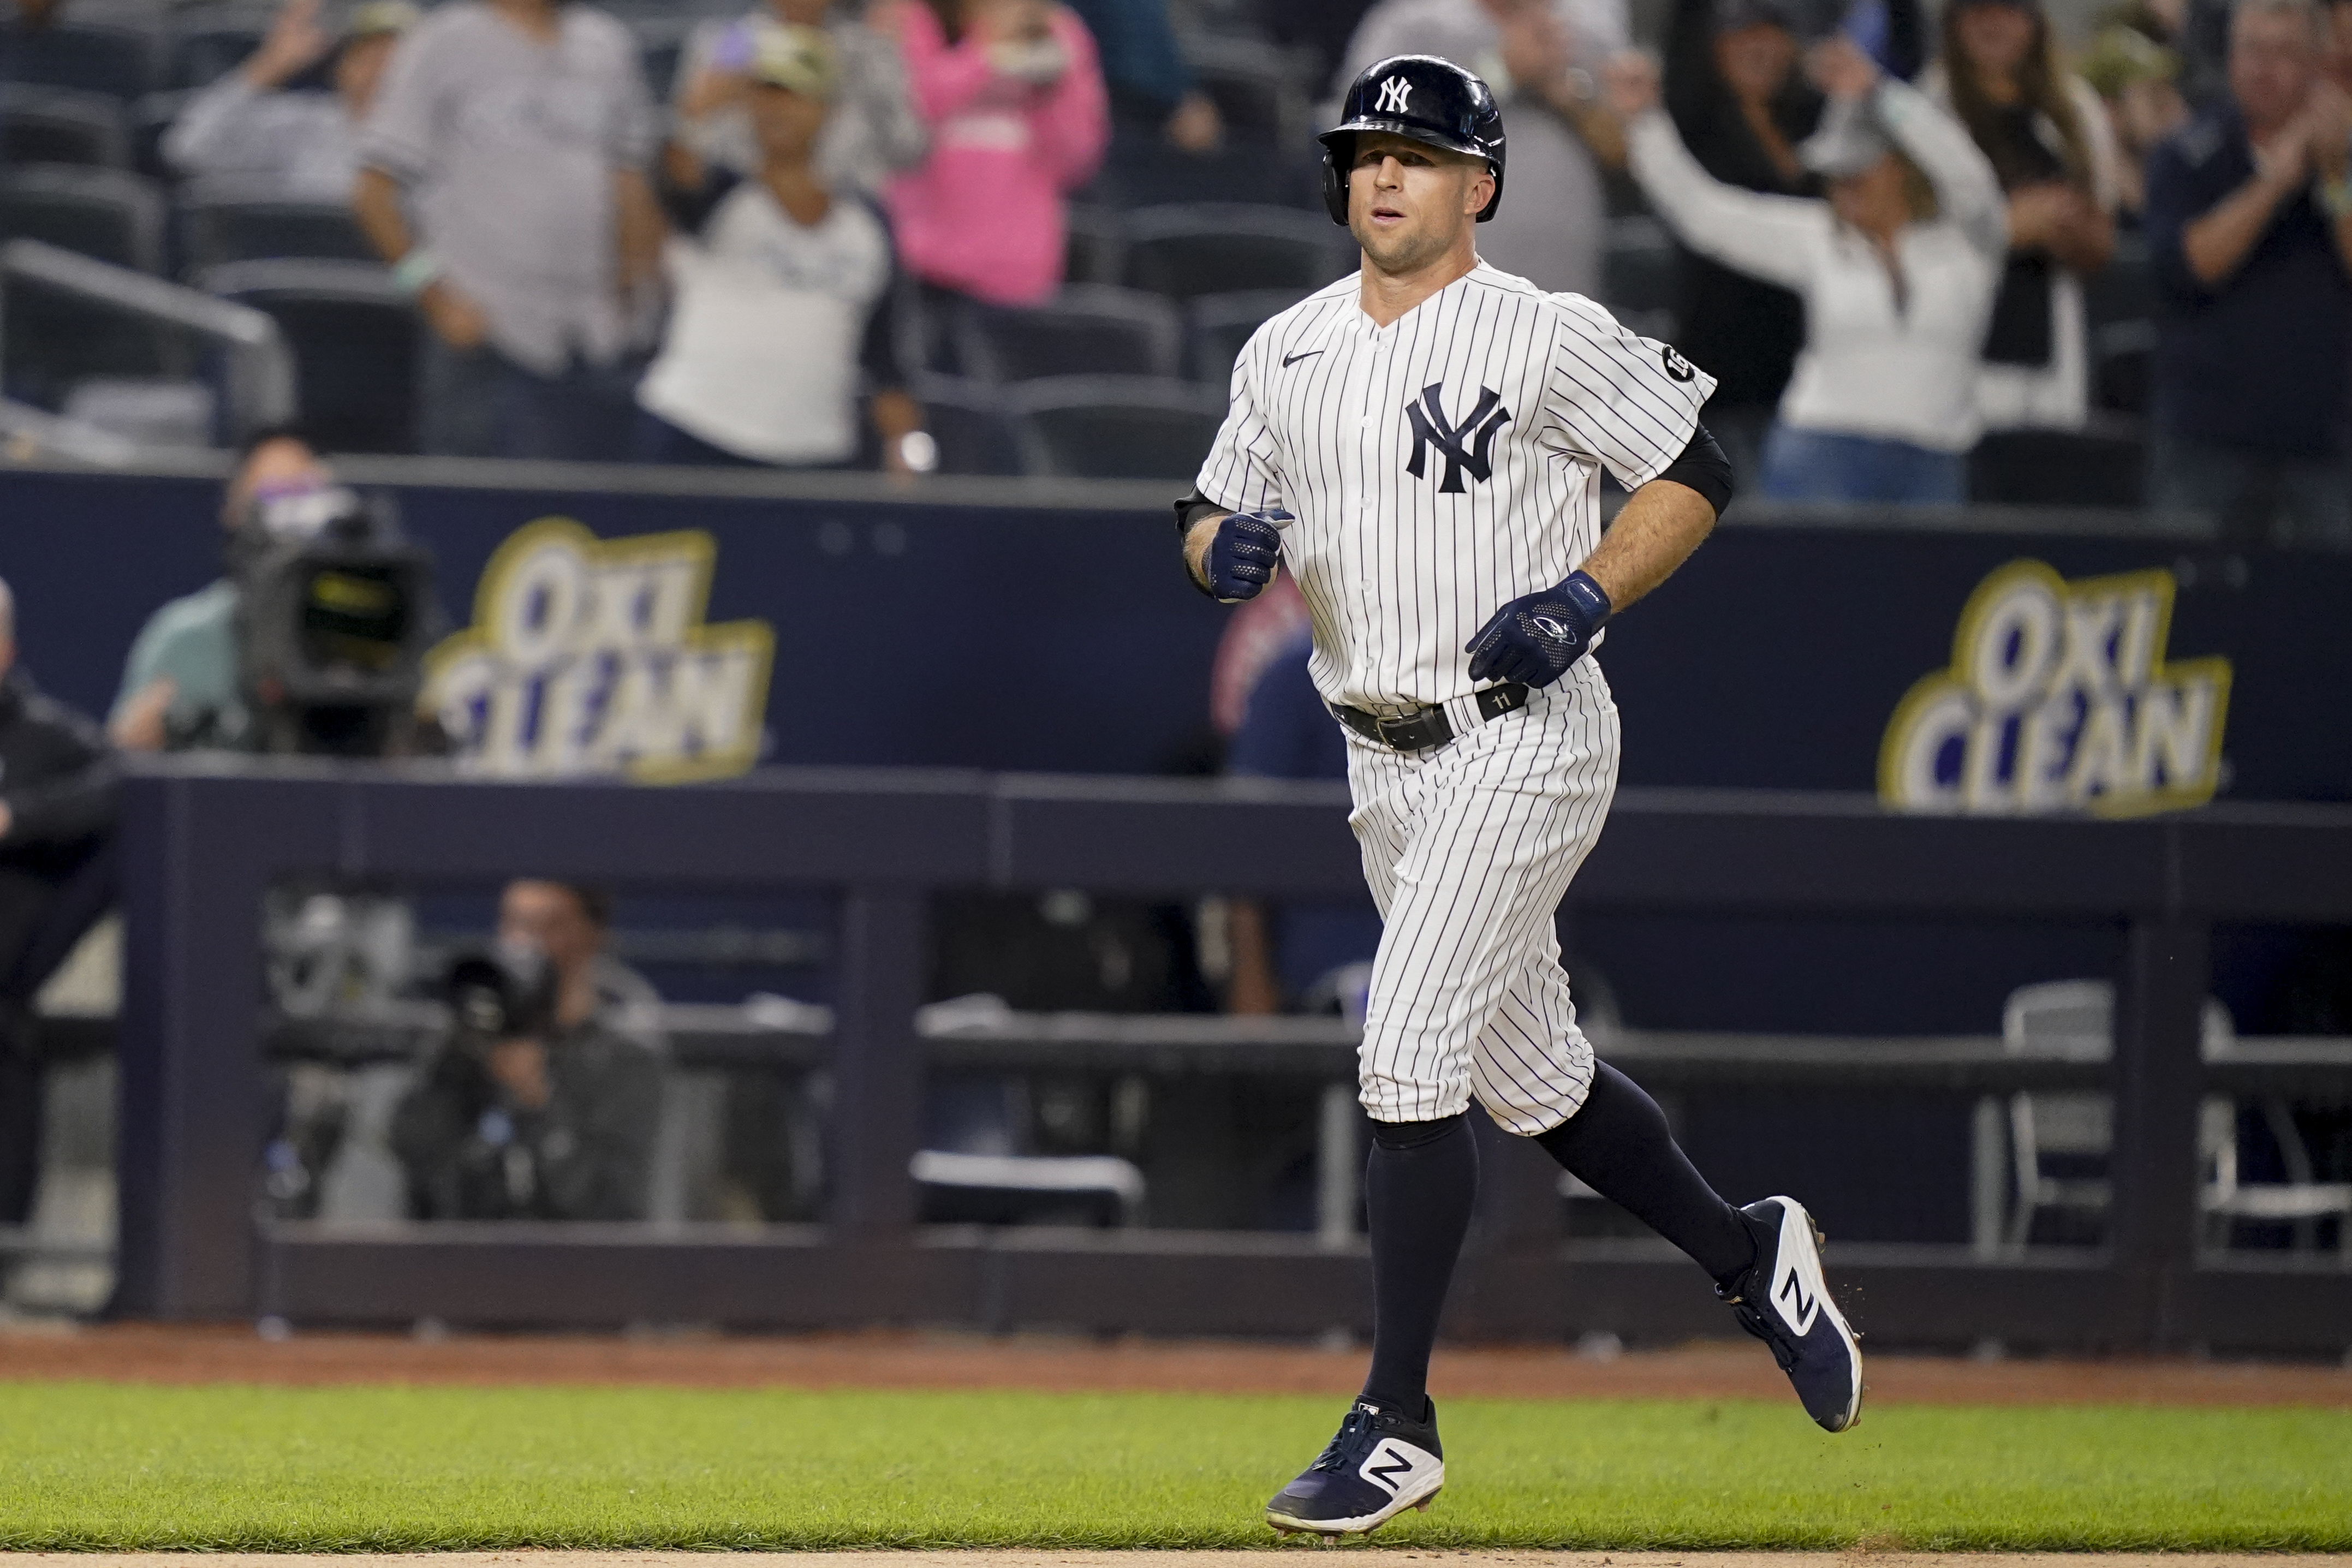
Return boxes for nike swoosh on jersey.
[1282,350,1324,367]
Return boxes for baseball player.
[1174,54,1864,1539]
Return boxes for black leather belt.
[1330,683,1529,753]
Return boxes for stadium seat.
[908,373,1026,476]
[2093,319,2153,415]
[1120,202,1352,301]
[1966,421,2145,508]
[912,1148,1144,1227]
[0,20,161,99]
[178,184,375,275]
[1010,373,1226,480]
[200,259,417,453]
[167,24,263,88]
[1602,215,1678,336]
[0,165,165,271]
[0,84,128,167]
[954,284,1183,384]
[127,88,189,180]
[1186,287,1309,382]
[1063,202,1125,286]
[1082,130,1319,209]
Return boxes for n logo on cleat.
[1777,1268,1820,1333]
[1361,1442,1414,1495]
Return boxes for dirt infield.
[3,1323,2347,1407]
[9,1556,2351,1568]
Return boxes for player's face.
[1347,132,1494,274]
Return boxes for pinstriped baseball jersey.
[1195,261,1715,716]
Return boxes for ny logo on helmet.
[1376,75,1413,113]
[1404,383,1513,493]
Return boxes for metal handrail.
[0,236,294,443]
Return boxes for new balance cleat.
[1719,1195,1864,1432]
[1265,1398,1444,1536]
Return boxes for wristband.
[391,248,444,297]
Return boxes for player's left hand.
[1464,570,1611,687]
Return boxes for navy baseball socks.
[1537,1063,1864,1432]
[1266,1113,1472,1536]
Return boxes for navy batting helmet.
[1319,54,1507,226]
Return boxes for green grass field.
[1,1381,2345,1551]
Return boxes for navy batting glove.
[1464,570,1611,687]
[1202,509,1292,603]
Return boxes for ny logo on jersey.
[1376,75,1413,113]
[1404,383,1513,493]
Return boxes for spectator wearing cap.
[352,0,666,461]
[2144,0,2352,545]
[878,0,1109,308]
[1925,0,2119,431]
[1333,0,1633,299]
[1660,0,1926,471]
[1621,38,2006,503]
[163,0,417,201]
[669,0,927,195]
[2077,25,2190,214]
[638,23,927,469]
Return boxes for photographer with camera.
[110,430,437,758]
[392,939,663,1222]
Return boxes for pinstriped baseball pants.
[1344,659,1620,1134]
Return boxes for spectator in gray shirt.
[352,0,666,461]
[670,1,927,194]
[164,0,416,201]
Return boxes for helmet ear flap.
[1320,140,1350,225]
[1476,160,1504,222]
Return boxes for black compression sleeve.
[1656,421,1735,518]
[1172,486,1225,536]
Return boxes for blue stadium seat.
[168,24,262,88]
[1010,373,1226,480]
[954,284,1183,384]
[1602,214,1678,339]
[1120,202,1352,301]
[1186,287,1308,383]
[1062,202,1125,286]
[0,164,164,271]
[0,84,128,167]
[908,373,1026,476]
[0,20,162,100]
[201,259,416,453]
[178,182,375,276]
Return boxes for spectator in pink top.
[882,0,1109,307]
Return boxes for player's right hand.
[1203,509,1293,603]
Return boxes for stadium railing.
[110,758,2352,1355]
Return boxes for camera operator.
[391,941,663,1221]
[0,576,118,1235]
[110,428,437,757]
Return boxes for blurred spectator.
[1662,0,1926,469]
[1335,0,1630,297]
[879,0,1109,308]
[1063,0,1223,150]
[2330,0,2352,86]
[392,937,661,1221]
[2078,25,2190,213]
[640,25,926,470]
[1926,0,2118,431]
[352,0,665,461]
[497,879,664,1047]
[1622,39,2005,503]
[2144,0,2352,545]
[670,0,926,194]
[0,576,117,1235]
[162,0,417,201]
[109,430,331,753]
[1222,623,1382,1019]
[2110,0,2235,104]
